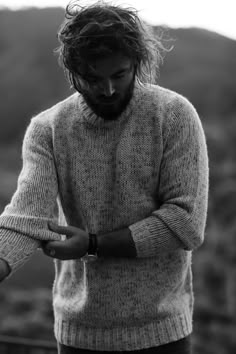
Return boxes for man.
[0,1,209,353]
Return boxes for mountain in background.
[158,26,236,118]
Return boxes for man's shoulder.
[33,92,79,125]
[141,83,193,109]
[138,84,200,134]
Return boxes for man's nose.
[101,79,116,96]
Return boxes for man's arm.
[96,98,208,259]
[41,223,136,260]
[0,115,61,276]
[97,227,136,258]
[127,97,209,258]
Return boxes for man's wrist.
[97,228,137,258]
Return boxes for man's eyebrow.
[115,63,133,73]
[112,67,130,75]
[87,64,132,79]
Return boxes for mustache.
[98,94,119,102]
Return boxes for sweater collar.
[78,80,141,128]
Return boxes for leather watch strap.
[88,233,98,256]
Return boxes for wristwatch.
[81,233,98,262]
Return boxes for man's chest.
[55,123,163,194]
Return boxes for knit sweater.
[0,82,209,351]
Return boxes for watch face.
[81,254,98,263]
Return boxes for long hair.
[56,0,172,91]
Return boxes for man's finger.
[49,238,78,253]
[42,238,80,260]
[41,241,55,256]
[48,222,75,237]
[42,240,62,258]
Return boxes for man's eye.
[114,73,125,79]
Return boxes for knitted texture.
[0,82,209,350]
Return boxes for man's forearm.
[97,228,137,258]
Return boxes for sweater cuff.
[0,229,40,275]
[128,216,183,258]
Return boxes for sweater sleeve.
[128,96,209,257]
[0,116,61,274]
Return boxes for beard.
[80,75,135,121]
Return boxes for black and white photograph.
[0,1,235,353]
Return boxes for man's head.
[57,1,167,119]
[75,52,136,119]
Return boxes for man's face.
[77,53,136,120]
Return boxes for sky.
[0,0,235,41]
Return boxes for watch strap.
[87,233,98,256]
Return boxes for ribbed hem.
[0,215,62,241]
[54,311,192,351]
[0,229,39,274]
[129,215,183,258]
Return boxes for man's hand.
[42,222,89,260]
[0,258,11,282]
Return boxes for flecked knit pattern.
[0,82,209,350]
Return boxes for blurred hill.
[158,26,236,118]
[0,7,69,144]
[0,7,236,353]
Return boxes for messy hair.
[56,0,172,90]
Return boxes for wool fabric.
[0,82,209,351]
